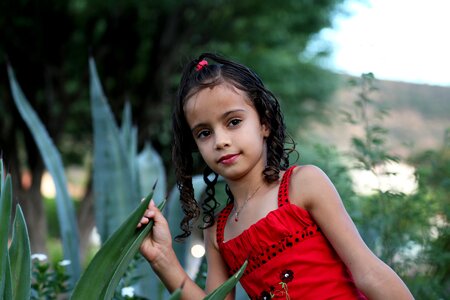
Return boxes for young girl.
[138,53,413,299]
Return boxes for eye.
[196,129,211,139]
[228,118,242,127]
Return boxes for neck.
[224,161,268,206]
[227,177,266,207]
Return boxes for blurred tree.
[339,74,449,297]
[0,0,346,253]
[407,130,450,298]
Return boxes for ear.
[261,123,270,138]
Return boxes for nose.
[214,128,231,149]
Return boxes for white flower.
[31,253,48,261]
[121,286,135,298]
[58,260,71,266]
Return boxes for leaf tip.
[152,179,158,191]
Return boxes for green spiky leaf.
[7,65,81,284]
[71,189,165,300]
[0,168,12,296]
[9,205,31,300]
[204,260,248,300]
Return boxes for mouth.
[218,153,239,164]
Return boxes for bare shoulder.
[289,165,335,209]
[291,164,328,182]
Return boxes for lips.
[218,153,239,164]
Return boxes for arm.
[139,200,205,299]
[204,224,235,299]
[290,165,414,300]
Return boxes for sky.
[313,0,450,86]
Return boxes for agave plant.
[70,188,164,299]
[8,65,82,286]
[89,57,168,298]
[0,159,32,300]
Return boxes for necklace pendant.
[232,184,262,223]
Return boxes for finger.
[140,216,150,224]
[137,217,147,228]
[144,208,155,217]
[137,208,154,228]
[147,202,168,225]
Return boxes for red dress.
[216,166,367,299]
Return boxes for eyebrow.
[190,109,246,133]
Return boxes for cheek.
[195,142,211,159]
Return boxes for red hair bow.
[196,59,208,71]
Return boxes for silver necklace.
[233,185,262,222]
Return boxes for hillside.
[306,76,450,158]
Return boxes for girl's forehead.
[184,83,251,110]
[190,82,242,99]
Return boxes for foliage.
[406,130,450,298]
[341,74,414,264]
[112,255,149,300]
[0,159,12,298]
[90,57,150,241]
[343,73,399,170]
[204,260,248,300]
[31,255,70,300]
[1,158,32,300]
[89,56,169,298]
[71,191,164,299]
[7,64,82,286]
[8,206,32,300]
[341,74,449,298]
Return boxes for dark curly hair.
[172,53,295,240]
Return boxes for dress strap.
[277,166,296,207]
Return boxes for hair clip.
[196,59,208,71]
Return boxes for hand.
[138,199,173,266]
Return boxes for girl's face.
[184,83,269,181]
